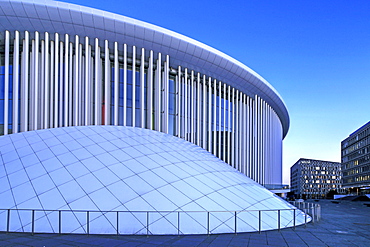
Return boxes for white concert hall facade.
[0,0,289,186]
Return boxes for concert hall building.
[0,0,306,235]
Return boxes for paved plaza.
[1,199,370,246]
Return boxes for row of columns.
[1,30,283,185]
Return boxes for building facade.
[0,0,289,186]
[0,0,306,235]
[290,158,343,199]
[341,121,370,194]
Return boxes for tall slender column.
[54,33,59,127]
[218,81,222,158]
[64,34,69,127]
[74,35,80,126]
[146,50,153,129]
[154,53,161,131]
[140,48,145,128]
[223,83,227,162]
[21,31,30,132]
[12,31,20,133]
[34,31,40,130]
[163,55,169,134]
[197,73,201,146]
[176,66,182,137]
[184,68,188,140]
[84,36,91,126]
[4,30,10,135]
[114,41,119,125]
[212,79,216,155]
[208,77,212,152]
[132,46,136,127]
[191,71,195,143]
[68,42,73,126]
[202,75,206,149]
[104,40,110,125]
[227,85,231,165]
[94,38,101,125]
[123,44,127,126]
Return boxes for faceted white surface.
[0,126,308,234]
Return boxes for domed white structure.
[0,126,308,235]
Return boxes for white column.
[212,79,216,155]
[34,31,40,130]
[47,40,55,128]
[84,36,91,126]
[197,73,201,146]
[78,43,83,125]
[74,35,80,126]
[235,90,239,170]
[176,66,182,137]
[68,43,73,126]
[218,81,222,158]
[191,71,195,143]
[104,40,110,125]
[132,46,136,127]
[42,33,49,129]
[39,40,44,130]
[223,83,227,162]
[59,40,64,127]
[20,31,29,132]
[202,75,206,149]
[163,55,169,134]
[208,77,212,152]
[227,86,231,165]
[54,33,59,127]
[140,48,145,128]
[231,88,236,168]
[4,30,10,135]
[146,50,153,129]
[49,40,54,128]
[114,41,119,126]
[242,93,247,174]
[154,53,161,131]
[184,68,188,140]
[94,38,101,125]
[64,34,69,127]
[123,44,127,126]
[12,31,20,133]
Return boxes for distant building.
[290,158,343,199]
[341,121,370,194]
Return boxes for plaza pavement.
[1,199,370,246]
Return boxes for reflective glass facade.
[341,121,370,190]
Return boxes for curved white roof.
[0,126,306,234]
[0,0,289,137]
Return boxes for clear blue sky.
[64,0,370,184]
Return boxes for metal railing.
[0,202,320,235]
[291,201,321,224]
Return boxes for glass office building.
[290,158,344,199]
[0,0,301,234]
[341,121,370,194]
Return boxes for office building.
[291,158,343,199]
[0,0,308,234]
[341,121,370,194]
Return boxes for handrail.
[0,202,320,235]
